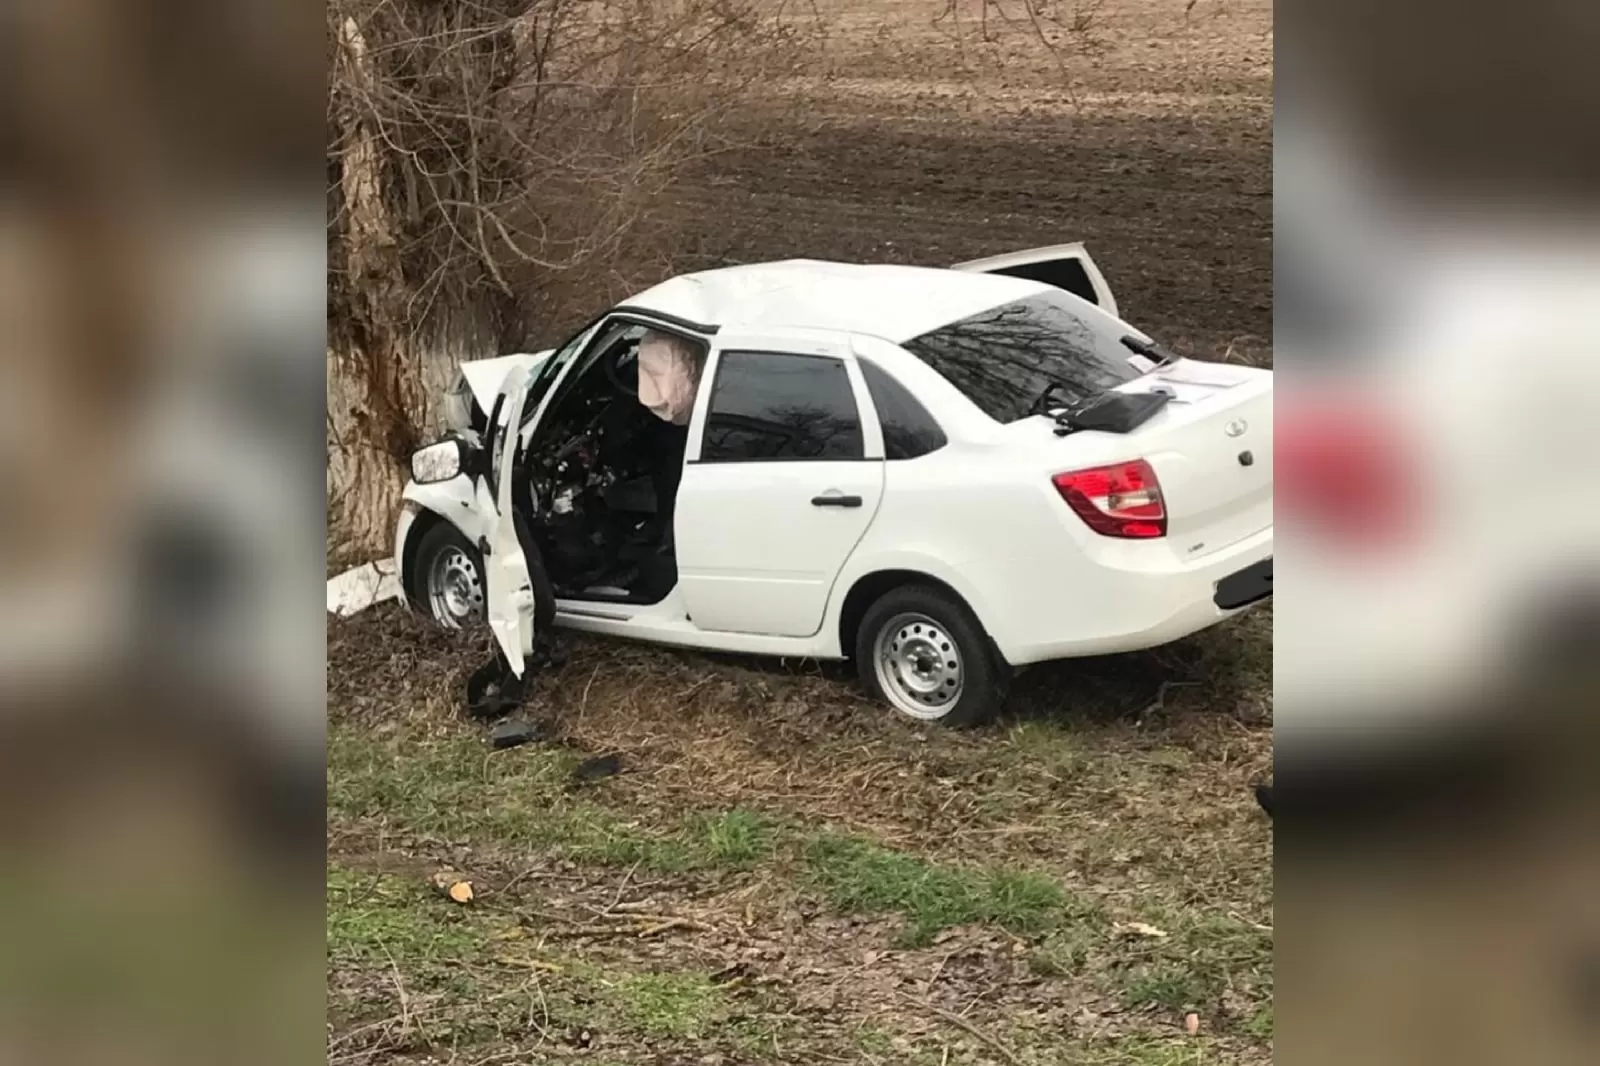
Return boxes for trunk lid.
[1012,359,1272,558]
[1111,360,1272,558]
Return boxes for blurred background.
[1,1,323,1063]
[1275,0,1600,1064]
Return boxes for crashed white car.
[395,246,1273,725]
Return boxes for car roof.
[621,259,1052,343]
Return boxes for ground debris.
[1113,921,1169,940]
[572,752,624,783]
[491,718,552,750]
[429,868,475,903]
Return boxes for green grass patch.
[1124,965,1215,1013]
[1088,1036,1209,1066]
[327,866,486,968]
[688,809,774,866]
[330,725,773,875]
[330,864,753,1049]
[602,971,721,1039]
[803,833,1084,947]
[1113,910,1273,1022]
[854,1023,897,1057]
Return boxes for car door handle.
[812,493,863,508]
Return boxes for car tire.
[855,584,1010,727]
[415,521,485,630]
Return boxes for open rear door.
[952,242,1119,319]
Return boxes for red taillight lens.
[1052,459,1167,538]
[1276,401,1413,544]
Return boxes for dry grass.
[328,599,1272,1064]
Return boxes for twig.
[498,862,548,899]
[381,943,413,1045]
[895,991,1024,1066]
[638,916,704,938]
[1135,680,1201,723]
[1228,910,1274,933]
[605,859,644,914]
[925,950,958,994]
[495,955,565,973]
[577,663,602,726]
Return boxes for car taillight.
[1277,401,1413,544]
[1052,459,1167,539]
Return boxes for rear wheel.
[855,585,1009,727]
[416,522,485,629]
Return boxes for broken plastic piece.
[326,559,402,616]
[572,752,623,783]
[466,652,530,720]
[491,719,551,750]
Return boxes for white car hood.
[458,350,552,410]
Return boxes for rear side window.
[701,351,863,462]
[902,291,1141,424]
[860,360,946,460]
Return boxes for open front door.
[952,242,1119,318]
[478,363,538,675]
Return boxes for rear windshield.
[902,292,1144,423]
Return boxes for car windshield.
[517,320,600,428]
[902,291,1147,423]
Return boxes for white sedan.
[394,246,1273,725]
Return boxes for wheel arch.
[397,477,487,612]
[837,568,1001,663]
[399,508,451,610]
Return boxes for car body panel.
[457,350,551,413]
[481,362,539,673]
[672,327,887,638]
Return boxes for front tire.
[415,522,485,630]
[855,584,1009,727]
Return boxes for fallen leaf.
[1113,921,1169,939]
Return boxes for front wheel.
[855,585,1010,727]
[416,522,485,629]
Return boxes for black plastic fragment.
[1052,389,1171,437]
[465,654,529,720]
[572,752,623,783]
[491,718,551,750]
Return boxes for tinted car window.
[702,351,863,462]
[860,359,946,460]
[902,292,1142,424]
